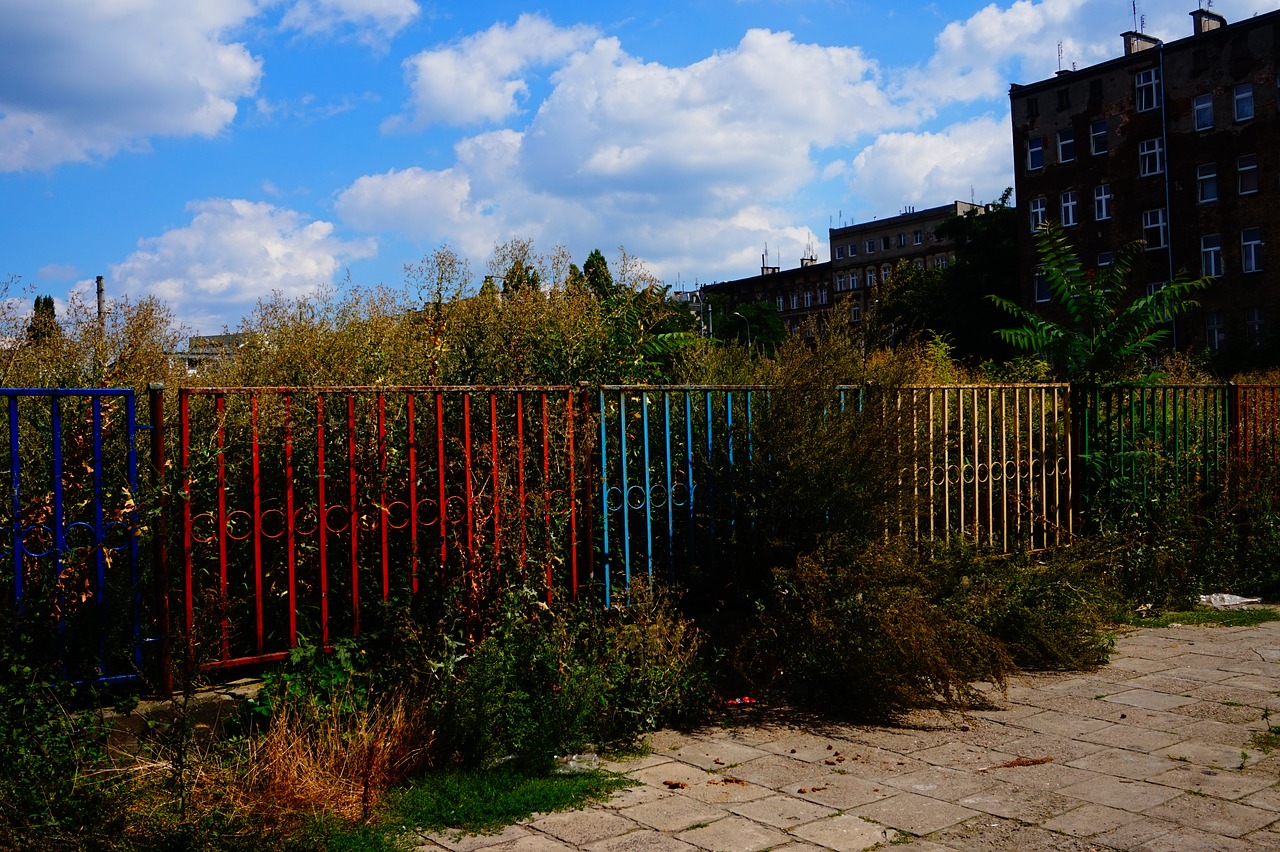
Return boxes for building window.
[1206,312,1225,351]
[1060,191,1078,227]
[1139,138,1164,176]
[1098,251,1114,268]
[1058,129,1075,163]
[850,302,862,323]
[819,287,828,305]
[1242,227,1263,273]
[775,295,784,312]
[850,271,860,288]
[1094,184,1112,221]
[1197,163,1218,203]
[866,268,876,286]
[913,229,923,246]
[881,237,891,251]
[1201,234,1223,277]
[1194,93,1214,130]
[803,291,812,308]
[790,293,798,310]
[1030,196,1047,231]
[1143,208,1168,249]
[1239,154,1258,194]
[1027,136,1044,171]
[1147,282,1172,322]
[913,258,924,269]
[1248,307,1265,347]
[881,263,892,281]
[935,256,949,270]
[836,273,845,291]
[1135,68,1161,112]
[1057,88,1070,110]
[866,240,876,254]
[1025,97,1039,119]
[835,245,845,260]
[1090,119,1107,155]
[848,242,857,257]
[1235,83,1255,122]
[1034,268,1050,303]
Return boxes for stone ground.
[410,619,1280,851]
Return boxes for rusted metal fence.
[176,386,586,672]
[13,380,1280,687]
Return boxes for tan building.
[829,202,981,324]
[702,252,832,335]
[1009,7,1280,355]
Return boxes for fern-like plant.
[988,222,1211,381]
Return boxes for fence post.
[1227,382,1241,502]
[1069,382,1088,535]
[147,382,171,696]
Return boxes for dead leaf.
[978,756,1053,771]
[663,780,688,789]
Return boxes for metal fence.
[176,386,587,672]
[0,389,146,685]
[11,381,1280,687]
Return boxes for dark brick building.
[1009,8,1280,354]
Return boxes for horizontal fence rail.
[0,389,144,685]
[177,386,585,672]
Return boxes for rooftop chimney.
[1191,9,1226,36]
[1122,31,1161,55]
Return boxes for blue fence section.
[1,389,145,684]
[597,386,761,603]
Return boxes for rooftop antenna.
[1132,1,1138,31]
[1057,41,1063,71]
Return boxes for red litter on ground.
[725,696,757,705]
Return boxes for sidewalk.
[413,619,1280,851]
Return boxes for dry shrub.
[248,689,433,822]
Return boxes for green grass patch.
[1252,726,1280,754]
[1121,608,1279,628]
[385,767,633,836]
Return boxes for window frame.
[1027,136,1045,171]
[1030,196,1047,231]
[1058,129,1076,163]
[835,245,845,260]
[1194,93,1214,131]
[1060,190,1078,227]
[1139,138,1164,177]
[1089,119,1107,155]
[1201,234,1223,277]
[1093,184,1112,221]
[1135,68,1161,112]
[1235,83,1255,122]
[1206,311,1226,352]
[1197,163,1218,203]
[1242,227,1263,273]
[1239,154,1259,195]
[1143,208,1168,249]
[1034,268,1050,303]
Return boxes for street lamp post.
[733,311,752,348]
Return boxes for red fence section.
[177,387,587,672]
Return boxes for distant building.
[702,251,831,335]
[1009,7,1280,354]
[185,333,245,375]
[829,202,982,325]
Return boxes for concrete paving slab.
[791,771,895,809]
[419,825,536,851]
[1140,793,1278,838]
[675,815,791,851]
[883,765,1000,802]
[1055,775,1183,812]
[929,816,1109,850]
[1170,700,1267,725]
[527,811,638,846]
[1131,825,1259,851]
[1155,740,1264,770]
[594,786,674,810]
[849,791,978,835]
[1145,764,1276,800]
[1066,746,1179,779]
[789,813,897,851]
[619,796,731,832]
[583,830,700,851]
[757,732,849,763]
[1078,722,1188,753]
[1017,709,1116,737]
[1104,689,1200,712]
[666,739,773,771]
[1241,785,1280,812]
[679,775,776,805]
[473,837,576,852]
[726,793,836,829]
[1172,718,1269,747]
[1087,814,1179,850]
[910,741,1017,771]
[1107,655,1181,674]
[955,781,1081,821]
[1039,802,1145,838]
[981,758,1103,791]
[728,754,826,790]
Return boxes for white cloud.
[280,0,420,45]
[0,0,263,171]
[110,199,376,332]
[849,115,1014,212]
[385,14,599,129]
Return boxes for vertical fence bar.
[641,391,653,584]
[619,392,631,594]
[663,392,674,580]
[284,394,297,647]
[490,392,500,568]
[377,394,388,601]
[315,395,329,647]
[7,396,18,614]
[251,395,264,655]
[347,394,359,636]
[407,394,419,593]
[598,389,611,606]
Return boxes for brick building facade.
[1009,8,1280,354]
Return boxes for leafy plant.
[988,222,1211,381]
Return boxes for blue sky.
[2,0,1276,337]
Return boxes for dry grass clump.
[247,689,434,823]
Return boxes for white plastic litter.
[1199,593,1263,609]
[554,752,600,774]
